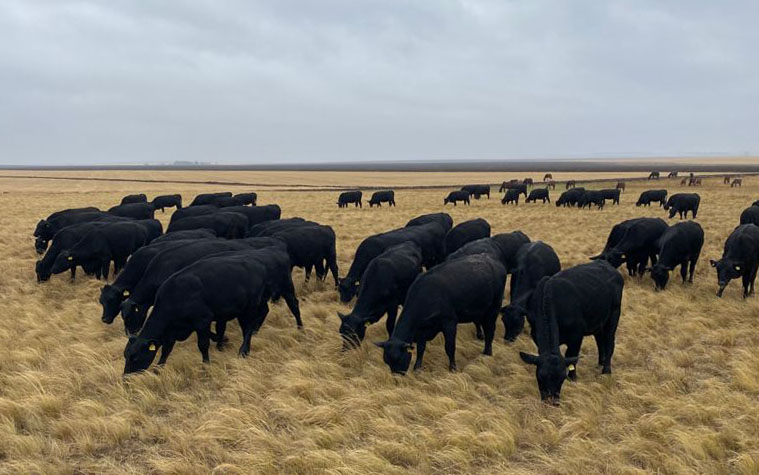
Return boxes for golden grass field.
[2,170,759,474]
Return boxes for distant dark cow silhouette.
[600,189,621,205]
[636,189,667,207]
[664,193,700,219]
[689,177,702,186]
[680,178,688,186]
[555,188,585,207]
[579,190,605,209]
[499,179,520,192]
[444,191,470,206]
[337,191,362,208]
[461,184,491,200]
[523,178,533,186]
[189,192,232,207]
[724,175,731,184]
[152,194,182,212]
[121,194,147,205]
[565,180,576,189]
[525,188,550,204]
[546,180,556,190]
[732,178,743,187]
[648,171,660,180]
[543,173,553,181]
[233,193,257,206]
[668,171,678,178]
[501,188,521,206]
[369,190,395,207]
[616,182,625,193]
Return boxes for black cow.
[668,171,679,178]
[222,205,281,228]
[34,208,110,254]
[120,194,147,205]
[151,228,216,243]
[444,218,491,256]
[664,193,700,219]
[461,184,491,200]
[711,224,759,298]
[166,212,248,238]
[648,221,704,290]
[369,190,396,207]
[405,213,453,232]
[526,188,550,204]
[338,191,362,208]
[499,179,520,192]
[444,190,470,206]
[591,217,668,276]
[501,242,561,342]
[338,222,446,302]
[520,261,623,404]
[246,218,309,237]
[151,194,182,212]
[108,202,155,220]
[51,220,159,280]
[169,205,219,224]
[211,196,245,207]
[565,180,577,189]
[258,223,339,285]
[338,242,423,349]
[555,188,585,207]
[123,255,272,373]
[636,190,667,207]
[600,189,621,205]
[36,222,109,282]
[740,206,759,226]
[447,231,531,273]
[233,192,257,206]
[501,188,521,206]
[579,190,605,209]
[375,254,507,373]
[648,171,660,180]
[119,237,286,335]
[189,192,232,207]
[523,178,534,186]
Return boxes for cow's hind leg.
[197,327,212,363]
[680,260,688,283]
[593,333,607,367]
[215,320,227,350]
[443,323,458,371]
[481,318,496,356]
[474,323,484,340]
[688,257,698,283]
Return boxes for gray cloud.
[1,0,757,165]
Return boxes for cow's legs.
[680,260,688,283]
[688,258,698,283]
[215,320,227,350]
[385,305,398,337]
[157,340,176,366]
[197,328,211,363]
[481,317,496,356]
[443,323,458,371]
[414,339,426,371]
[474,323,484,340]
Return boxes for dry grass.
[1,171,759,474]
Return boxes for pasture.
[1,171,759,474]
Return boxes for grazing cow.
[119,237,286,335]
[724,175,732,185]
[732,178,743,188]
[405,213,453,232]
[211,196,245,208]
[523,178,534,187]
[543,173,553,181]
[579,190,605,209]
[740,206,759,226]
[711,224,759,298]
[169,205,219,225]
[664,193,700,219]
[222,205,281,228]
[375,254,507,374]
[108,202,155,220]
[51,220,160,280]
[151,228,216,243]
[337,190,362,208]
[600,188,621,205]
[246,218,309,237]
[34,209,111,254]
[189,192,232,207]
[338,222,447,302]
[688,177,702,187]
[123,256,271,373]
[555,188,586,207]
[565,180,577,189]
[233,192,257,206]
[36,222,109,282]
[546,180,556,190]
[167,212,248,238]
[151,194,182,212]
[635,189,668,207]
[668,171,679,178]
[461,184,491,200]
[648,171,660,180]
[499,179,520,192]
[526,188,550,204]
[447,231,531,273]
[501,188,521,206]
[444,190,470,206]
[444,218,491,257]
[680,178,688,186]
[120,194,147,205]
[369,190,396,207]
[338,242,423,349]
[501,242,561,342]
[648,221,704,290]
[591,217,668,276]
[616,182,625,193]
[520,261,623,404]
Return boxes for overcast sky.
[1,1,757,165]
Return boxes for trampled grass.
[1,171,758,474]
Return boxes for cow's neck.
[534,281,561,356]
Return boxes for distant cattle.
[635,189,667,207]
[543,173,553,181]
[167,212,248,239]
[444,218,491,256]
[369,190,396,207]
[444,190,470,206]
[338,242,423,349]
[152,194,182,212]
[600,188,621,205]
[688,177,702,187]
[338,191,362,208]
[591,217,668,276]
[668,171,678,178]
[546,180,556,190]
[565,180,577,189]
[523,178,533,186]
[499,179,520,192]
[519,261,623,405]
[501,241,561,342]
[375,254,507,374]
[740,206,759,226]
[616,182,625,193]
[233,192,258,206]
[555,188,585,207]
[33,207,103,254]
[189,192,232,207]
[501,188,521,206]
[664,193,700,219]
[648,221,704,290]
[579,190,605,209]
[680,178,688,186]
[108,202,155,220]
[648,171,660,180]
[405,213,453,232]
[724,175,732,185]
[711,224,759,298]
[461,184,491,200]
[120,194,147,205]
[526,188,550,204]
[732,178,743,188]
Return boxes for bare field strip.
[1,172,759,474]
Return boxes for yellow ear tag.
[148,343,156,351]
[67,256,73,261]
[123,290,130,297]
[364,321,371,328]
[567,364,576,372]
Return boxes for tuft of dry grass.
[1,171,759,474]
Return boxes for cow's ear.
[565,356,579,366]
[519,352,539,365]
[710,259,717,267]
[373,341,389,349]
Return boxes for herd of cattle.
[31,179,759,404]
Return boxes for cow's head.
[34,219,50,238]
[649,264,672,290]
[711,258,743,297]
[337,278,359,303]
[501,305,525,342]
[338,312,369,350]
[520,352,578,405]
[668,207,678,218]
[35,260,51,282]
[100,285,128,323]
[121,299,148,336]
[50,251,76,275]
[123,336,159,374]
[375,339,413,375]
